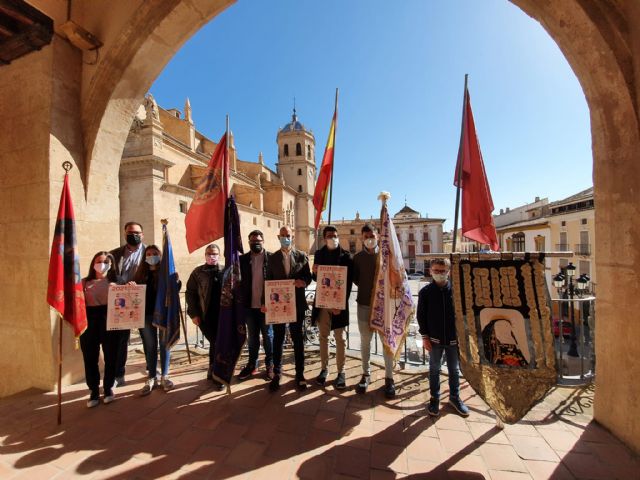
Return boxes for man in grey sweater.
[353,223,395,398]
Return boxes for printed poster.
[107,284,146,330]
[315,265,347,310]
[265,280,296,324]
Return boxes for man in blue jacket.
[416,258,469,417]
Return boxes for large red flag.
[185,133,229,253]
[313,102,337,229]
[454,86,499,251]
[47,173,87,338]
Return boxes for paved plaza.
[0,347,636,479]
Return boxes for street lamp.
[553,262,589,357]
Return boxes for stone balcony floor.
[0,348,637,479]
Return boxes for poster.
[107,284,146,330]
[265,279,296,324]
[315,265,348,310]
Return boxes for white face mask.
[432,273,449,284]
[94,262,110,274]
[364,238,377,250]
[326,238,339,250]
[146,255,161,266]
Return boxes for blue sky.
[150,0,592,229]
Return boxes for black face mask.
[250,243,263,254]
[126,233,142,246]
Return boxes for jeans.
[245,308,273,368]
[80,306,118,394]
[429,343,461,400]
[115,328,130,378]
[139,315,171,378]
[357,304,394,379]
[317,309,346,374]
[273,320,305,377]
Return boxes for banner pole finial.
[62,161,72,173]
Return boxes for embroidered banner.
[451,254,556,423]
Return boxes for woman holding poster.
[134,245,174,395]
[80,251,118,407]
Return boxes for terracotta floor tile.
[433,412,471,432]
[536,427,590,453]
[312,410,343,433]
[523,460,574,480]
[406,457,441,476]
[468,421,511,445]
[295,453,335,479]
[447,454,490,478]
[370,441,408,474]
[507,434,559,462]
[479,444,528,473]
[488,469,532,480]
[225,439,268,469]
[334,445,371,478]
[302,428,339,451]
[265,431,305,459]
[438,429,477,456]
[560,451,617,479]
[503,423,540,437]
[406,434,447,463]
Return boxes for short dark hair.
[322,225,338,238]
[361,223,377,234]
[124,221,143,232]
[205,243,220,253]
[430,258,451,269]
[248,230,264,240]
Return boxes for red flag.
[454,86,499,251]
[185,133,229,253]
[47,174,87,338]
[312,103,337,229]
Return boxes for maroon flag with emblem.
[47,173,87,338]
[185,133,229,253]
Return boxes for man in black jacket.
[266,226,312,391]
[312,225,353,390]
[416,258,469,417]
[237,230,274,380]
[186,243,224,390]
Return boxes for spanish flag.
[312,91,338,229]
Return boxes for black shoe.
[237,365,257,380]
[316,369,328,386]
[212,380,225,392]
[334,372,346,390]
[449,397,470,417]
[269,375,281,392]
[384,378,396,399]
[114,376,126,387]
[428,397,440,417]
[356,375,370,394]
[295,375,308,391]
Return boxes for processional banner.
[451,253,556,424]
[265,280,296,324]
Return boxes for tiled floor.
[0,347,637,479]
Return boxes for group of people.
[79,221,469,418]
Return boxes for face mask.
[326,238,339,250]
[250,243,263,254]
[364,238,377,250]
[279,237,292,248]
[432,273,448,284]
[205,254,219,266]
[94,262,110,274]
[146,255,160,266]
[126,233,142,246]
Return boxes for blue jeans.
[429,343,461,400]
[245,308,273,369]
[139,315,171,378]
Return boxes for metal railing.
[574,243,591,256]
[556,243,570,251]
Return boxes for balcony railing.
[575,244,591,256]
[556,243,570,252]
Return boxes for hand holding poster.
[265,280,296,324]
[107,284,146,330]
[315,265,347,310]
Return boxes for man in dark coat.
[185,243,224,390]
[266,226,312,391]
[312,225,353,389]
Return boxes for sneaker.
[237,365,257,380]
[139,377,157,396]
[427,397,439,417]
[161,376,174,392]
[334,372,346,390]
[295,375,308,391]
[87,391,99,408]
[269,375,281,392]
[356,374,370,394]
[103,390,115,404]
[449,397,470,417]
[115,376,126,387]
[265,365,275,380]
[384,378,396,399]
[316,369,328,386]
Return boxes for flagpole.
[327,88,338,225]
[225,114,230,196]
[57,313,63,425]
[452,74,468,253]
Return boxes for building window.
[307,145,311,159]
[423,232,429,241]
[579,260,590,277]
[253,217,257,225]
[350,229,355,235]
[296,143,302,156]
[349,241,356,254]
[179,201,188,214]
[283,144,289,157]
[581,218,587,225]
[298,185,303,192]
[422,243,431,253]
[561,220,566,227]
[534,235,545,251]
[267,220,271,227]
[297,168,302,175]
[408,233,415,242]
[408,244,416,258]
[512,232,525,251]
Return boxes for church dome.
[279,108,307,133]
